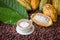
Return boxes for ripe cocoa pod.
[31,0,40,10]
[31,13,53,27]
[17,0,31,10]
[43,4,57,22]
[25,0,31,4]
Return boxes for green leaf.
[0,1,6,7]
[0,7,24,25]
[0,0,28,19]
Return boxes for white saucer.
[16,26,34,35]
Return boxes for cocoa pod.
[39,0,48,11]
[31,13,53,27]
[25,0,31,4]
[31,0,40,10]
[17,0,31,10]
[43,4,57,22]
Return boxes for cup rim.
[17,19,32,29]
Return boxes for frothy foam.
[20,22,29,28]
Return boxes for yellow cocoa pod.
[43,4,57,22]
[17,0,31,10]
[25,0,31,4]
[31,0,40,10]
[31,13,53,27]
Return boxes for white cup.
[16,19,34,35]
